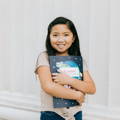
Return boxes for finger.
[57,69,62,73]
[52,73,58,76]
[52,76,57,80]
[57,69,65,74]
[54,80,59,83]
[54,80,58,83]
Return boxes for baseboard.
[0,91,41,112]
[0,91,40,120]
[83,104,120,120]
[0,91,120,120]
[0,106,40,120]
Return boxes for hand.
[76,91,85,104]
[52,72,72,85]
[70,88,85,105]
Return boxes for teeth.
[57,44,65,49]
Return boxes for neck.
[56,52,69,56]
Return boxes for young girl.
[35,17,96,120]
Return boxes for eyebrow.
[51,32,71,34]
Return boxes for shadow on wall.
[0,118,8,120]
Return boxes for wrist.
[76,91,85,101]
[68,77,74,86]
[75,91,82,100]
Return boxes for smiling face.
[50,24,74,56]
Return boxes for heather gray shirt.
[35,51,88,74]
[34,51,88,116]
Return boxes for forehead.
[51,24,71,33]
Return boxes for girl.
[35,17,96,120]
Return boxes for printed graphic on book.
[49,56,83,108]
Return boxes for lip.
[57,44,65,49]
[57,43,65,45]
[57,44,65,46]
[57,44,65,45]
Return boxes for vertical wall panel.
[88,0,110,106]
[108,0,120,108]
[72,0,89,61]
[8,0,24,93]
[0,0,11,91]
[23,0,42,95]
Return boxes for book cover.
[49,56,83,108]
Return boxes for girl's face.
[50,24,74,56]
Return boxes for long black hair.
[46,17,82,56]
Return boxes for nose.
[57,36,65,42]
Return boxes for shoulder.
[37,51,49,62]
[38,51,48,58]
[35,51,49,74]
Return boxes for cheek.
[50,39,56,44]
[50,37,55,44]
[50,40,57,49]
[66,38,74,46]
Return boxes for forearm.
[42,82,81,100]
[69,78,96,94]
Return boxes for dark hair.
[45,16,82,56]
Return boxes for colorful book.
[49,56,83,108]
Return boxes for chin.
[56,49,66,53]
[56,50,68,55]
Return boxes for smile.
[57,44,65,49]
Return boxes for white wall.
[0,0,120,120]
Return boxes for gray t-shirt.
[34,51,88,116]
[35,51,88,74]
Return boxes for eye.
[64,34,69,36]
[53,34,58,37]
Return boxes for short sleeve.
[34,51,50,74]
[83,59,88,72]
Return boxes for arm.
[69,71,96,94]
[37,66,84,102]
[52,71,96,94]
